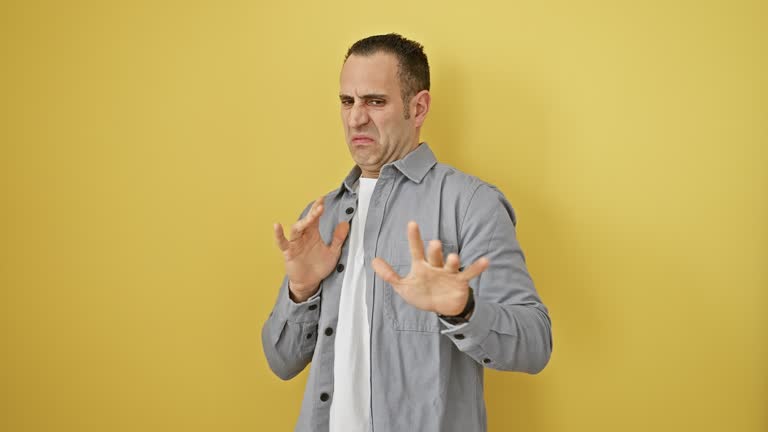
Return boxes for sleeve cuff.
[440,301,496,350]
[275,280,322,324]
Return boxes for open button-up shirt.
[262,142,553,432]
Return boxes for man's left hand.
[372,221,490,316]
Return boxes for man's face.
[339,52,417,177]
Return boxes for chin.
[350,144,377,155]
[350,152,380,168]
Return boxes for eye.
[340,98,353,107]
[368,99,385,106]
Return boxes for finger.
[273,223,289,251]
[291,198,325,238]
[460,257,490,281]
[407,221,425,261]
[299,196,323,227]
[426,240,444,267]
[372,257,402,286]
[330,220,350,250]
[445,253,461,273]
[310,195,324,212]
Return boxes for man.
[262,33,552,432]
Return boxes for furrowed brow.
[339,93,388,100]
[360,94,388,100]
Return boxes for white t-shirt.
[328,177,377,432]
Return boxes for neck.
[360,166,383,178]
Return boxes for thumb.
[329,220,350,250]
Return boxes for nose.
[348,102,370,128]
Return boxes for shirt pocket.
[380,240,458,333]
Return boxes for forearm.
[441,300,552,373]
[261,276,322,380]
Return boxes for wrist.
[438,287,475,324]
[288,281,319,303]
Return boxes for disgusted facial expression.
[339,52,423,178]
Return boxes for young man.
[262,33,552,432]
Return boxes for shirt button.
[320,392,329,402]
[308,304,317,311]
[483,358,491,364]
[336,264,345,272]
[325,327,334,336]
[345,207,354,214]
[454,334,465,340]
[306,333,313,339]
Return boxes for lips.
[351,134,374,143]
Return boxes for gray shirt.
[262,142,553,432]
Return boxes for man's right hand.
[273,196,350,303]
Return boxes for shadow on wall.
[426,58,614,431]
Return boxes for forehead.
[339,52,400,95]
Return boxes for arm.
[261,197,350,380]
[261,276,322,380]
[440,183,553,374]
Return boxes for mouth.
[351,135,375,144]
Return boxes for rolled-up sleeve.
[440,183,553,374]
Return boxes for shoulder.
[428,162,516,226]
[429,162,506,200]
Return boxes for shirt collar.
[337,142,437,196]
[393,142,438,183]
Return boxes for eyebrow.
[339,93,389,100]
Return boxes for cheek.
[372,114,392,136]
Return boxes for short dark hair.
[344,33,430,109]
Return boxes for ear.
[411,90,431,127]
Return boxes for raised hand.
[371,221,490,316]
[274,196,350,302]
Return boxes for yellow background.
[1,1,766,431]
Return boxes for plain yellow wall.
[1,1,766,431]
